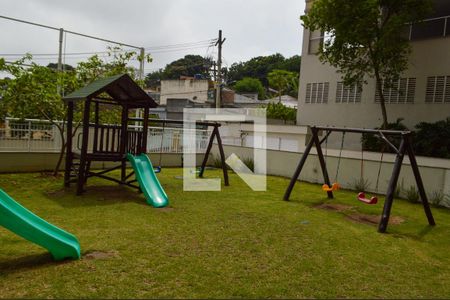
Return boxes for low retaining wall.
[0,152,205,173]
[211,145,450,206]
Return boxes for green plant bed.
[0,170,449,298]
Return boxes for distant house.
[160,78,214,105]
[165,98,210,120]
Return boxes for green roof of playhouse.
[63,74,157,108]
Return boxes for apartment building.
[297,0,450,129]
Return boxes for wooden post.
[142,107,149,154]
[64,101,74,187]
[76,98,91,195]
[199,126,217,178]
[404,134,436,226]
[93,101,99,153]
[120,104,128,183]
[311,127,333,199]
[378,137,406,233]
[283,135,315,201]
[215,125,229,186]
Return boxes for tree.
[0,48,151,175]
[267,70,298,102]
[145,68,165,89]
[46,63,74,71]
[227,53,300,87]
[0,56,79,175]
[265,102,297,123]
[301,0,431,128]
[145,55,212,86]
[227,54,301,98]
[233,77,266,99]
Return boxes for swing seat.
[357,192,378,205]
[154,166,161,173]
[322,183,340,192]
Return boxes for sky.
[0,0,305,75]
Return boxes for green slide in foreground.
[0,189,81,261]
[127,153,169,208]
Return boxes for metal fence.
[0,118,62,152]
[0,118,210,153]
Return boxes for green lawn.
[0,169,450,298]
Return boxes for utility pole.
[212,61,217,82]
[136,47,146,124]
[139,47,145,84]
[215,30,226,108]
[57,28,64,95]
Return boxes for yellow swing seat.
[322,182,340,192]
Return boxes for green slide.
[0,189,80,261]
[127,153,169,208]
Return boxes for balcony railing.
[408,15,450,40]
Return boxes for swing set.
[322,130,384,204]
[283,126,436,233]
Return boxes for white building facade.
[297,0,450,129]
[160,79,211,105]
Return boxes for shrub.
[352,178,370,192]
[210,155,254,172]
[430,190,445,206]
[211,154,230,170]
[241,157,255,172]
[362,117,450,159]
[265,102,297,122]
[233,77,266,100]
[394,179,405,199]
[405,185,420,203]
[362,118,408,152]
[413,117,450,159]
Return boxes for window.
[410,18,447,40]
[336,82,362,103]
[308,30,335,54]
[426,76,450,103]
[308,30,323,54]
[375,78,416,104]
[305,82,329,103]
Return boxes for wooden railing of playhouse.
[126,129,145,155]
[93,124,122,154]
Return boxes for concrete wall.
[297,0,450,130]
[220,123,308,152]
[211,144,450,206]
[0,153,206,173]
[160,80,209,105]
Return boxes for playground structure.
[283,126,436,233]
[63,74,229,206]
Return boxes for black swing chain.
[335,132,345,183]
[158,121,165,167]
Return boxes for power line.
[145,39,217,50]
[0,39,216,57]
[145,44,216,55]
[0,14,141,49]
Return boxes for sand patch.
[314,203,355,212]
[346,214,405,226]
[84,250,118,260]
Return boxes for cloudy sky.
[0,0,305,74]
